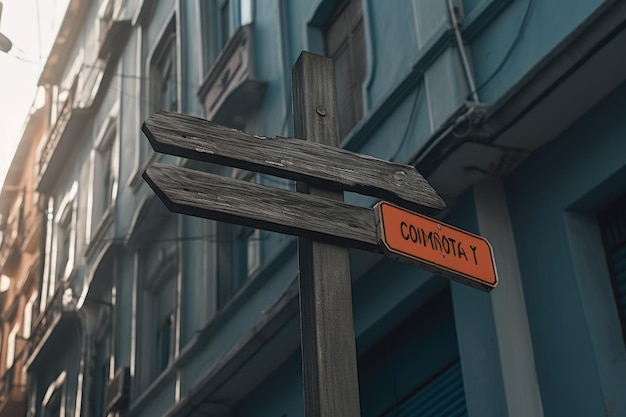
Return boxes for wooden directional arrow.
[143,162,379,252]
[142,111,446,213]
[142,163,498,292]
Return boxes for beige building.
[0,102,47,417]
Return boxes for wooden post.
[292,52,362,417]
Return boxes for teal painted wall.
[469,0,604,101]
[506,81,626,416]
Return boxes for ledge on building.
[197,24,267,129]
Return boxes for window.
[358,289,466,416]
[220,0,231,48]
[598,193,626,345]
[216,171,260,308]
[87,116,118,247]
[56,207,73,283]
[26,383,37,417]
[148,263,175,378]
[323,0,366,138]
[200,0,250,70]
[99,126,116,213]
[52,182,77,292]
[90,334,110,417]
[23,291,38,339]
[156,312,174,373]
[217,223,253,308]
[6,323,20,368]
[139,246,177,388]
[42,372,65,417]
[151,25,178,114]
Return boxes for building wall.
[506,80,626,416]
[12,0,626,416]
[0,104,46,417]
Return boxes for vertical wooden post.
[292,52,362,417]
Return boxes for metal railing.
[0,338,27,407]
[25,284,66,362]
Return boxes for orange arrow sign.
[375,201,498,291]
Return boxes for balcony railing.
[98,0,131,60]
[35,78,77,187]
[76,61,106,109]
[198,24,267,129]
[0,194,23,268]
[25,285,66,363]
[35,63,99,192]
[0,339,27,413]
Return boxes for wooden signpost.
[142,52,498,417]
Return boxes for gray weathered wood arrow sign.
[144,162,380,252]
[142,110,446,213]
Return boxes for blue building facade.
[14,0,626,416]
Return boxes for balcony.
[25,283,76,369]
[198,24,267,129]
[35,66,99,193]
[0,344,27,417]
[98,0,131,60]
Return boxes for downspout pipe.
[447,0,480,103]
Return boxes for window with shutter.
[358,289,467,417]
[598,193,626,346]
[323,0,367,139]
[151,21,178,115]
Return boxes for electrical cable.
[468,0,535,98]
[390,84,422,163]
[5,51,40,64]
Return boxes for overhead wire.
[468,0,535,98]
[391,83,422,163]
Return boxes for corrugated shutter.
[599,194,626,344]
[381,360,467,417]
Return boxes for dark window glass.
[57,214,72,281]
[152,30,177,113]
[101,131,114,211]
[323,0,366,138]
[221,0,231,47]
[156,313,173,372]
[217,222,252,308]
[598,193,626,345]
[358,289,467,416]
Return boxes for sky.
[0,0,68,189]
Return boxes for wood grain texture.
[143,110,446,213]
[293,52,362,417]
[142,163,379,252]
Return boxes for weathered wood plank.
[142,163,379,252]
[142,110,446,213]
[293,52,362,417]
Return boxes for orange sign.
[375,201,498,292]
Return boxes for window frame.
[598,193,626,346]
[87,112,119,249]
[150,21,178,115]
[6,323,20,369]
[215,169,260,309]
[200,0,246,72]
[322,0,367,139]
[23,291,38,339]
[51,182,78,293]
[138,245,178,390]
[42,371,66,417]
